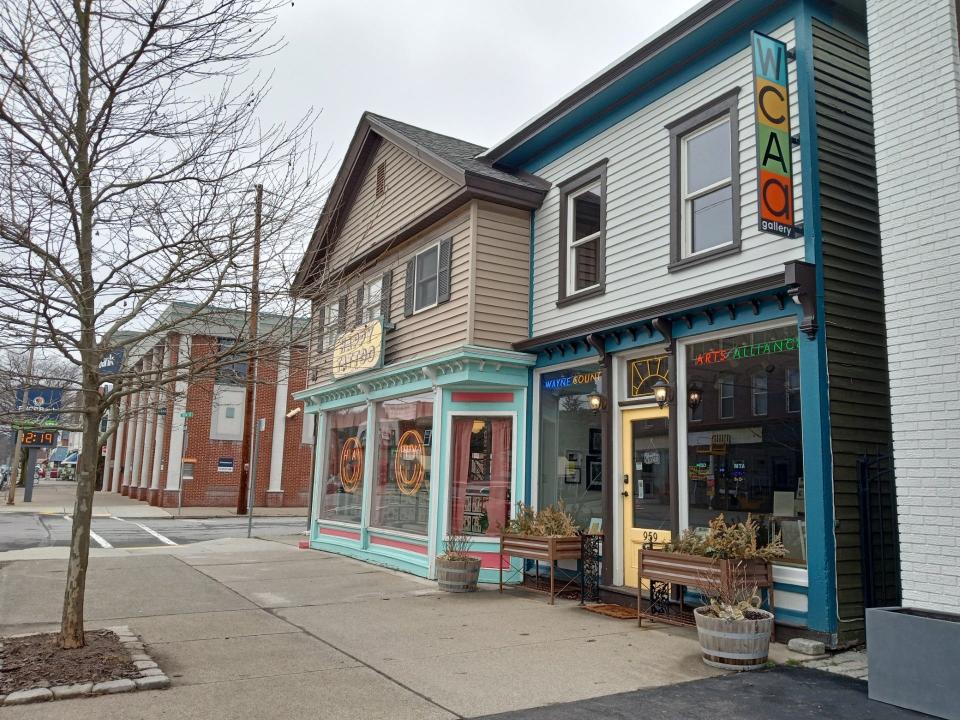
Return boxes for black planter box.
[866,606,960,720]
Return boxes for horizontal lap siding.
[530,22,804,336]
[309,209,473,385]
[386,210,472,364]
[472,202,531,348]
[813,19,897,642]
[327,139,459,273]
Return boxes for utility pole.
[236,183,262,515]
[6,319,39,505]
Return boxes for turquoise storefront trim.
[301,344,534,584]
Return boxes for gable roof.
[291,112,548,296]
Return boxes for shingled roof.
[292,112,549,295]
[366,114,547,191]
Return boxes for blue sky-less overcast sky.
[256,0,701,168]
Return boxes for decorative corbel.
[785,260,818,339]
[651,317,673,351]
[586,333,607,362]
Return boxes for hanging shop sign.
[752,31,800,238]
[331,318,384,380]
[394,429,426,496]
[694,337,797,366]
[339,436,364,493]
[542,369,601,390]
[629,355,670,397]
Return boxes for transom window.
[362,277,383,323]
[683,117,733,255]
[414,245,439,312]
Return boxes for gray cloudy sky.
[257,0,701,168]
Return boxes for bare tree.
[0,0,322,648]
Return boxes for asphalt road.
[0,513,309,552]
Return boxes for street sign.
[180,411,193,418]
[157,407,167,416]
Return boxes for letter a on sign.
[752,31,797,237]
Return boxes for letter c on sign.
[758,85,786,125]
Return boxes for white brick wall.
[867,0,960,612]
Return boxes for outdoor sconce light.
[652,379,672,409]
[687,384,703,411]
[587,392,606,412]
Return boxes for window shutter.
[337,296,347,331]
[380,270,392,322]
[437,237,453,305]
[403,259,415,317]
[355,287,364,325]
[315,304,325,353]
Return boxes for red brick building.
[103,305,314,508]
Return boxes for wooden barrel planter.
[693,606,774,671]
[436,557,481,593]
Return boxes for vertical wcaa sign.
[752,31,799,238]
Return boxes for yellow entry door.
[621,406,672,588]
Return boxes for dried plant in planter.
[697,560,767,620]
[667,514,788,562]
[501,501,579,537]
[439,532,473,561]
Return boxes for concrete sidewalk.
[0,537,723,719]
[0,538,911,719]
[1,480,306,519]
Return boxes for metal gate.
[857,449,901,608]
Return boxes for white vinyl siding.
[528,21,803,337]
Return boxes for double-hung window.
[413,245,439,312]
[668,90,741,268]
[321,301,340,353]
[362,277,383,322]
[751,373,768,416]
[558,160,607,304]
[719,374,735,419]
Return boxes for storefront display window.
[371,394,433,535]
[319,405,367,524]
[686,328,806,565]
[538,364,603,529]
[450,417,512,536]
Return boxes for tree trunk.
[58,393,100,648]
[59,0,96,650]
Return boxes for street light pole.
[6,318,39,505]
[236,183,262,515]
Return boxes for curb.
[0,625,170,707]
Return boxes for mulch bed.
[0,630,139,695]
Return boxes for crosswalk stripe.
[63,513,115,549]
[128,520,177,546]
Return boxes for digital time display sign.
[22,430,57,447]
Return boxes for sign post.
[246,418,266,539]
